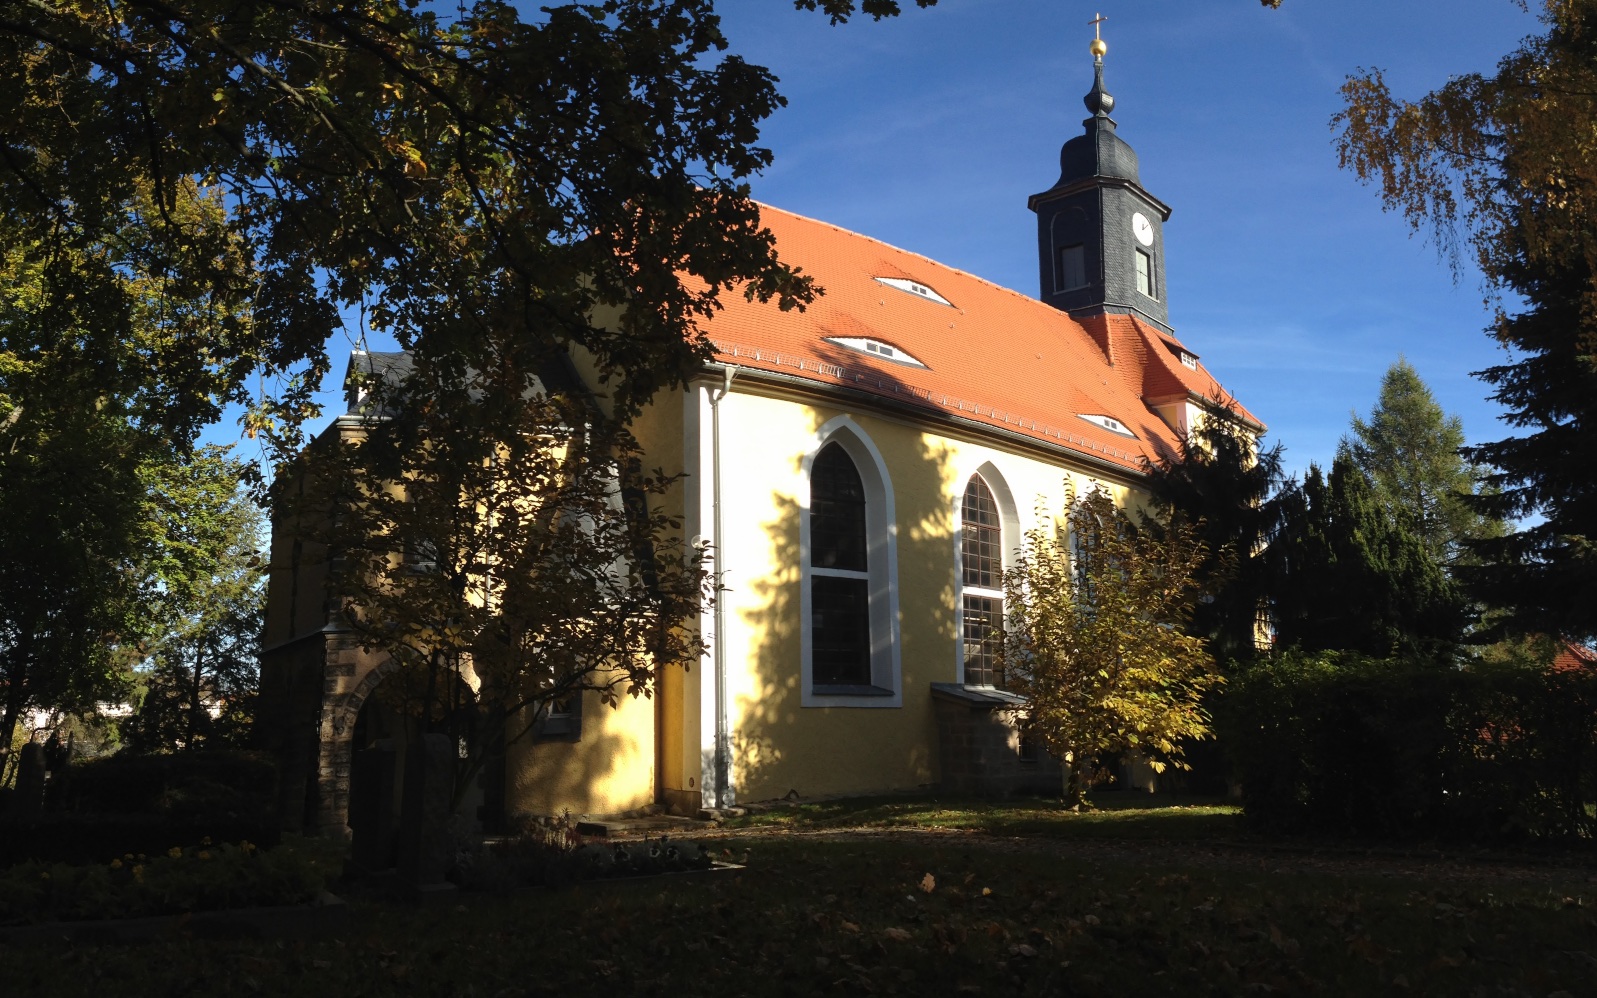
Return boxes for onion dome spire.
[1085,13,1114,117]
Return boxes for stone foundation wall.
[932,693,1061,797]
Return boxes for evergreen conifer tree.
[1342,358,1503,566]
[1268,455,1467,658]
[1143,410,1289,667]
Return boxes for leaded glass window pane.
[813,576,871,685]
[961,477,1002,589]
[962,594,1003,688]
[810,443,867,571]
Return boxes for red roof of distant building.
[701,204,1261,475]
[1553,640,1597,672]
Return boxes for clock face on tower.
[1131,212,1154,247]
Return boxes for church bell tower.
[1028,19,1173,333]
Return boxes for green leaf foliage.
[1,185,260,772]
[1226,648,1597,842]
[1266,455,1467,658]
[0,0,839,454]
[122,450,265,754]
[1002,486,1221,806]
[2,0,942,776]
[1143,409,1290,668]
[1342,357,1504,566]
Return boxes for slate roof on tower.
[700,203,1260,475]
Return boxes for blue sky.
[269,0,1541,480]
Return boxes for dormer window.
[874,277,954,307]
[825,337,929,369]
[1078,414,1137,438]
[1162,341,1200,370]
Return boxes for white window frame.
[799,416,902,708]
[952,462,1021,688]
[1135,248,1156,299]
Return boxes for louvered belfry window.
[810,442,871,686]
[962,475,1005,688]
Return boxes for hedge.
[1223,651,1597,843]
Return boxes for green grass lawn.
[723,791,1246,841]
[4,825,1597,996]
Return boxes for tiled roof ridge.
[709,337,1147,469]
[757,201,1088,332]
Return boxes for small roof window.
[875,276,954,307]
[825,337,929,369]
[1162,341,1200,370]
[1078,414,1137,438]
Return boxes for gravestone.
[396,732,455,887]
[13,742,46,814]
[348,739,398,872]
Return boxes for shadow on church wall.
[506,694,652,819]
[733,349,960,803]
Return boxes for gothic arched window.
[961,474,1005,687]
[809,442,870,686]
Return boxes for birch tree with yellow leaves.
[1003,487,1220,808]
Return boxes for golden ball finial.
[1090,37,1108,57]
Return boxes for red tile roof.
[1553,640,1597,672]
[700,204,1261,475]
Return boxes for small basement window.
[825,337,929,369]
[874,276,954,307]
[1078,414,1137,438]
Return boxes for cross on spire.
[1088,12,1108,58]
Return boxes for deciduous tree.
[0,0,831,456]
[123,450,266,753]
[0,184,252,776]
[1002,486,1219,808]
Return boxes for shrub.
[1224,651,1597,843]
[2,751,280,865]
[0,811,282,866]
[0,836,344,925]
[47,750,277,815]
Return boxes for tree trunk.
[189,646,204,751]
[1061,750,1087,811]
[0,654,29,787]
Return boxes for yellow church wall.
[504,685,656,818]
[712,381,1145,804]
[620,384,697,813]
[493,388,681,820]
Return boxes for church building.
[261,41,1260,834]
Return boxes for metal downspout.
[709,366,736,808]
